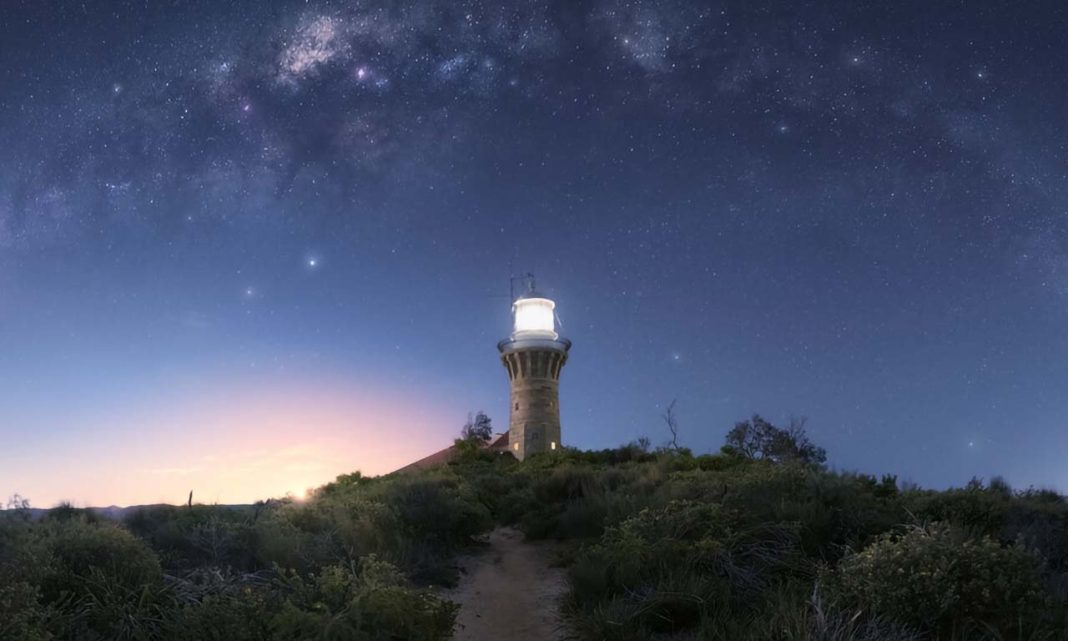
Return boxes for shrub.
[908,482,1010,538]
[271,559,457,640]
[568,500,799,637]
[172,588,275,641]
[836,522,1048,636]
[0,581,50,641]
[249,510,315,571]
[730,583,924,641]
[39,519,163,603]
[21,518,171,640]
[54,566,176,641]
[125,504,256,571]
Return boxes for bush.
[40,518,163,603]
[0,581,50,641]
[172,587,275,641]
[568,500,799,637]
[908,482,1010,538]
[733,583,924,641]
[25,518,170,639]
[271,558,457,640]
[124,504,256,571]
[837,522,1048,636]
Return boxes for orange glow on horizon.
[3,376,458,508]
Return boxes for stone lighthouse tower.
[498,279,571,461]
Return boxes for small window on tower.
[550,441,557,450]
[513,443,519,451]
[515,402,519,410]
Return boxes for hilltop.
[3,420,1068,640]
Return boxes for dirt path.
[446,527,573,641]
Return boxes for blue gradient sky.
[3,0,1068,505]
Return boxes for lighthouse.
[498,278,571,461]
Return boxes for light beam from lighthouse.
[498,278,571,461]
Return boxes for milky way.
[3,0,1068,503]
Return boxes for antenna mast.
[509,272,536,301]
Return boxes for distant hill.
[11,503,252,521]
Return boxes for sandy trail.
[446,527,572,641]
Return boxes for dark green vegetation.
[0,474,484,641]
[3,416,1068,640]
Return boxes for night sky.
[3,0,1068,506]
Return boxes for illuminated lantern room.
[512,296,558,339]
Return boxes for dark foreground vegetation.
[3,417,1068,640]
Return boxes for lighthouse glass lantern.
[512,297,557,339]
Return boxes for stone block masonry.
[500,345,568,461]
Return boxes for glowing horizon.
[2,375,459,508]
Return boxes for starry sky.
[3,0,1068,506]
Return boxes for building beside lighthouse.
[498,283,571,461]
